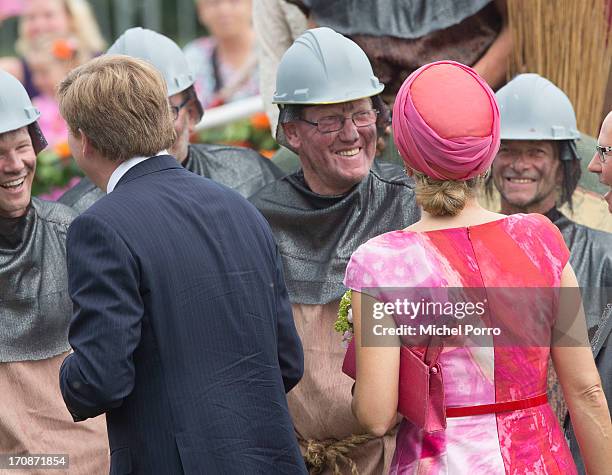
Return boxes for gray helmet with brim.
[107,27,203,120]
[273,27,384,105]
[0,69,47,153]
[496,73,580,141]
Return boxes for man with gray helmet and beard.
[0,69,108,472]
[250,28,420,473]
[489,73,612,474]
[59,27,282,213]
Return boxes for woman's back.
[345,213,576,473]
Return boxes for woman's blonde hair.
[58,55,176,162]
[16,0,106,57]
[412,170,486,217]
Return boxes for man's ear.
[282,122,302,150]
[186,101,201,132]
[81,131,96,160]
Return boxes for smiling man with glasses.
[280,97,380,196]
[59,28,282,213]
[589,111,612,213]
[250,28,419,474]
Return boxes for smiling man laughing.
[0,69,109,471]
[0,127,35,217]
[490,74,583,216]
[249,28,419,474]
[490,73,612,475]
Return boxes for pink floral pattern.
[344,214,576,474]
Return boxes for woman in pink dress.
[344,61,612,474]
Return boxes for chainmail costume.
[0,198,77,362]
[545,208,612,341]
[57,176,103,215]
[249,161,420,304]
[183,143,284,195]
[59,144,284,213]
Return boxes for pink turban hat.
[392,61,500,181]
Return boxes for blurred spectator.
[25,36,86,147]
[0,0,105,98]
[253,0,307,133]
[184,0,259,109]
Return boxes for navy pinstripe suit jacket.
[59,155,306,475]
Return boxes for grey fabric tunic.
[0,198,76,362]
[249,161,420,304]
[545,209,612,475]
[249,161,417,472]
[56,176,102,215]
[546,209,612,346]
[0,199,109,471]
[58,144,284,213]
[183,143,284,195]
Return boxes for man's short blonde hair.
[58,55,176,161]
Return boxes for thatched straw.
[508,0,612,136]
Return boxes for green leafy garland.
[334,289,353,347]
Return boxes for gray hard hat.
[0,69,40,134]
[496,73,580,141]
[0,69,47,153]
[273,27,384,105]
[107,27,195,97]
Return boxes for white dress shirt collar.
[106,150,169,194]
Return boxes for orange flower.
[54,141,72,159]
[259,149,275,159]
[52,39,76,61]
[250,112,270,130]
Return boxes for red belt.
[446,393,548,418]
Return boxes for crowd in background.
[0,0,263,161]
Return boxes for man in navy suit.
[57,55,306,474]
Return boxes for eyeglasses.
[299,109,379,134]
[171,96,191,121]
[596,145,612,164]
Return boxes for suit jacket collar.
[115,154,182,189]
